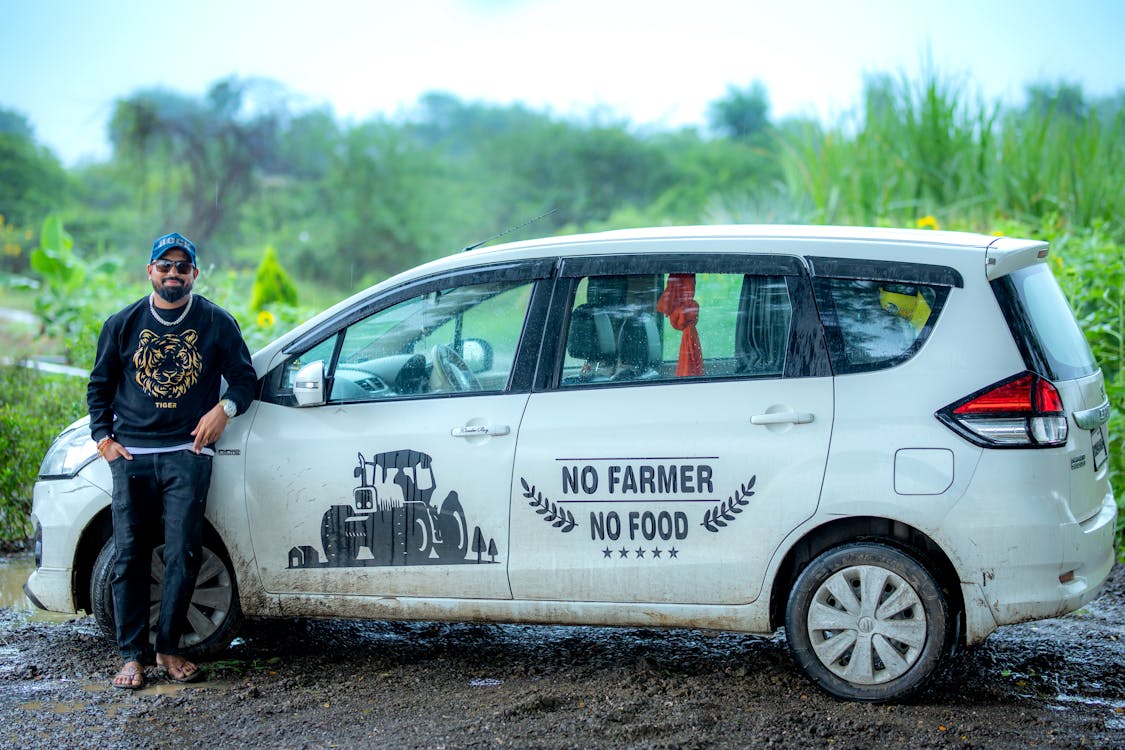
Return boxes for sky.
[3,0,1125,166]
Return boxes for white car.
[26,225,1117,701]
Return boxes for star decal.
[634,547,646,558]
[652,548,662,558]
[603,547,613,558]
[668,547,679,558]
[618,547,629,558]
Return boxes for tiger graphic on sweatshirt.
[133,329,202,400]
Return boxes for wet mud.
[1,559,1123,749]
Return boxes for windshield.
[992,264,1097,381]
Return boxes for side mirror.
[461,338,493,373]
[293,360,326,407]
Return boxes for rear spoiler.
[984,236,1051,281]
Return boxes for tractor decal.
[287,449,500,568]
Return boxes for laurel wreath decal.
[520,478,578,533]
[700,476,757,532]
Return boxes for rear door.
[509,251,835,605]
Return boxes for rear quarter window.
[991,263,1097,381]
[814,278,949,374]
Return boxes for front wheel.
[785,543,950,702]
[90,534,242,659]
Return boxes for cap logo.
[150,232,197,265]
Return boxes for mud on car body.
[26,225,1117,702]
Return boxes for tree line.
[2,72,1124,295]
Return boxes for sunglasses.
[152,260,195,274]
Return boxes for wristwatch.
[219,399,237,418]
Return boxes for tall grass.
[778,69,999,226]
[993,108,1125,230]
[778,67,1125,235]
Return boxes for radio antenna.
[461,208,557,252]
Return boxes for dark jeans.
[109,450,213,663]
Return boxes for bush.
[249,245,299,311]
[0,364,87,545]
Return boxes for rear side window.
[814,279,949,374]
[992,264,1097,381]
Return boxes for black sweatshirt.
[87,294,257,447]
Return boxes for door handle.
[452,424,512,438]
[750,411,814,426]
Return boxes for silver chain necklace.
[149,293,193,326]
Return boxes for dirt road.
[2,561,1123,749]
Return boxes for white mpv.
[27,225,1117,701]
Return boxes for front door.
[244,271,546,600]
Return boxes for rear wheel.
[785,543,949,702]
[90,534,241,659]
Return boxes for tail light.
[936,372,1068,448]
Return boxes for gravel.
[2,560,1123,749]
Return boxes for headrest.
[618,314,661,368]
[567,304,617,365]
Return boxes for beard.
[153,278,193,303]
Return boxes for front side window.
[559,272,793,386]
[814,278,947,374]
[275,278,535,403]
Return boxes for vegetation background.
[0,66,1121,551]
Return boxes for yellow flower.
[257,310,276,328]
[916,215,939,231]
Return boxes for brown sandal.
[157,655,203,684]
[112,661,146,690]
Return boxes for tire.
[89,534,242,659]
[402,504,433,563]
[785,542,950,702]
[321,505,361,565]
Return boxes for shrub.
[250,245,299,311]
[0,364,87,545]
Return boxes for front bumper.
[24,472,112,615]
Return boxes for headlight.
[38,424,98,479]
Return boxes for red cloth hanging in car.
[656,273,703,376]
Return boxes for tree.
[0,108,68,230]
[0,109,36,140]
[1026,82,1088,120]
[108,77,285,249]
[312,119,456,285]
[708,81,772,141]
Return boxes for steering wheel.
[430,344,481,392]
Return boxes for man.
[87,232,257,689]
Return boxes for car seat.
[612,313,662,382]
[563,303,618,383]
